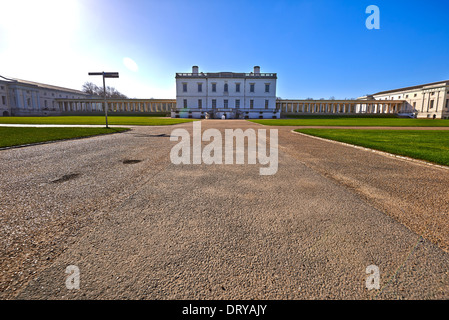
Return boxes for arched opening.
[2,111,9,117]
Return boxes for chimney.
[254,66,260,74]
[192,66,199,74]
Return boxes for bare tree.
[82,81,128,99]
[82,82,99,95]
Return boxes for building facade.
[172,66,279,119]
[0,75,90,116]
[2,73,448,119]
[358,80,449,119]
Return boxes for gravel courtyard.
[1,120,448,299]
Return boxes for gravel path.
[1,120,448,299]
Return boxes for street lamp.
[88,72,119,128]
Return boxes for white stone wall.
[176,78,276,109]
[0,83,10,116]
[0,79,89,116]
[175,66,277,118]
[372,84,449,119]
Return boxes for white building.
[173,66,279,119]
[358,80,449,119]
[0,75,89,116]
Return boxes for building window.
[224,83,228,93]
[0,86,4,90]
[212,83,217,92]
[250,100,254,109]
[224,99,228,108]
[27,98,31,106]
[265,84,270,93]
[182,83,187,93]
[183,99,187,108]
[198,99,202,109]
[235,99,240,108]
[212,99,217,109]
[446,99,449,108]
[265,100,269,109]
[431,92,435,96]
[250,83,255,93]
[235,83,240,93]
[1,96,6,105]
[405,95,408,98]
[413,102,416,109]
[198,83,202,92]
[430,100,434,109]
[44,100,47,108]
[414,94,417,97]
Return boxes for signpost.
[88,72,119,128]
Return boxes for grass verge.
[0,127,129,148]
[250,118,449,127]
[0,116,197,126]
[295,129,449,166]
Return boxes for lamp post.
[88,72,119,128]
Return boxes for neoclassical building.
[2,72,448,119]
[173,66,279,119]
[358,80,449,119]
[0,75,175,116]
[0,75,89,116]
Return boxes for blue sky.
[1,0,449,99]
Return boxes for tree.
[82,81,128,99]
[82,82,98,95]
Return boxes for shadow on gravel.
[131,133,171,138]
[122,159,142,164]
[51,173,80,183]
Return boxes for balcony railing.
[176,73,277,78]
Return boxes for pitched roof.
[373,80,449,96]
[0,75,88,95]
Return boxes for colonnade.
[57,99,177,113]
[276,100,405,115]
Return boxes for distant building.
[358,80,449,119]
[0,75,89,116]
[2,72,448,119]
[173,66,279,119]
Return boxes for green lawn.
[0,127,129,148]
[295,129,449,166]
[250,117,449,127]
[0,116,197,126]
